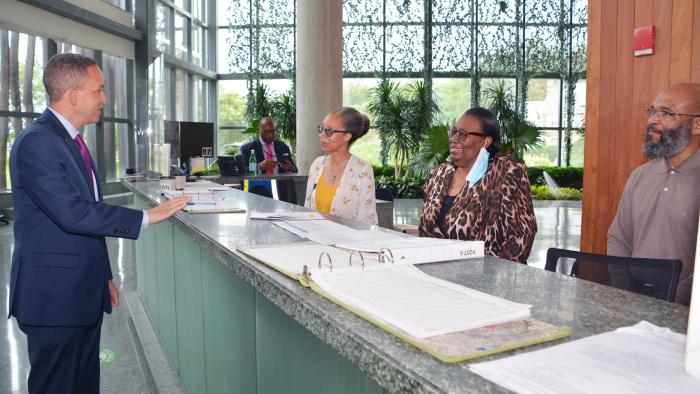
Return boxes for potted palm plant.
[367,79,438,178]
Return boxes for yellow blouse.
[314,172,339,214]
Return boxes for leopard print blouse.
[418,156,537,264]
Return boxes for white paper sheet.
[183,202,245,214]
[273,220,401,245]
[311,265,531,338]
[470,321,700,394]
[685,214,700,376]
[250,211,325,220]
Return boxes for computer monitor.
[164,121,215,167]
[218,155,246,176]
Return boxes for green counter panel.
[134,195,383,393]
[173,229,207,393]
[202,253,257,393]
[155,221,178,370]
[255,295,384,394]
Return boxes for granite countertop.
[122,179,689,393]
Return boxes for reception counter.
[122,179,689,394]
[205,173,393,229]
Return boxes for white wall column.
[295,0,343,175]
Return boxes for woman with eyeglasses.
[304,107,378,225]
[418,107,537,264]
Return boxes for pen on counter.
[187,201,218,205]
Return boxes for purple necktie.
[74,134,94,184]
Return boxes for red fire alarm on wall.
[634,25,655,57]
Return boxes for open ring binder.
[238,240,569,364]
[349,250,365,269]
[312,248,395,273]
[379,248,394,264]
[318,251,333,271]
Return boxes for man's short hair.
[43,53,97,102]
[259,117,276,129]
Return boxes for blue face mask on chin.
[465,147,490,188]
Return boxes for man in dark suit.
[8,53,190,393]
[241,117,298,175]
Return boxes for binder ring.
[379,248,394,264]
[349,250,366,270]
[318,251,333,271]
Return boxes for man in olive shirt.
[608,83,700,305]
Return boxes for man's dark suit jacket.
[8,109,143,327]
[240,139,298,174]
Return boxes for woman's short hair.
[43,53,97,102]
[462,107,502,155]
[331,107,370,145]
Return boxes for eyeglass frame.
[644,106,700,120]
[447,127,488,142]
[317,125,352,137]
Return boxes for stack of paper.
[313,264,531,338]
[250,211,325,220]
[183,202,245,214]
[273,219,400,245]
[470,321,700,393]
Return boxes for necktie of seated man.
[264,143,274,175]
[74,134,95,191]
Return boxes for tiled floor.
[0,199,581,393]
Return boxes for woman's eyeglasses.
[447,127,487,142]
[317,125,351,137]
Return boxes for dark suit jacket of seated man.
[241,117,298,175]
[9,53,189,394]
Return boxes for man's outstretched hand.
[147,195,191,225]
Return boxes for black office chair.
[375,187,394,202]
[545,248,682,302]
[242,178,297,204]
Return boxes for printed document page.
[250,211,325,220]
[311,265,531,338]
[470,321,700,394]
[273,220,401,245]
[685,214,700,376]
[183,202,245,213]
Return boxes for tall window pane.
[433,78,471,124]
[174,69,187,120]
[174,12,188,60]
[156,3,171,54]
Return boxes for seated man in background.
[608,83,700,305]
[241,117,297,175]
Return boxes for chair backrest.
[545,248,682,302]
[217,155,246,176]
[376,187,394,202]
[243,178,276,199]
[241,178,297,204]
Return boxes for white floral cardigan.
[304,154,378,225]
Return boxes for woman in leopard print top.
[418,107,537,264]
